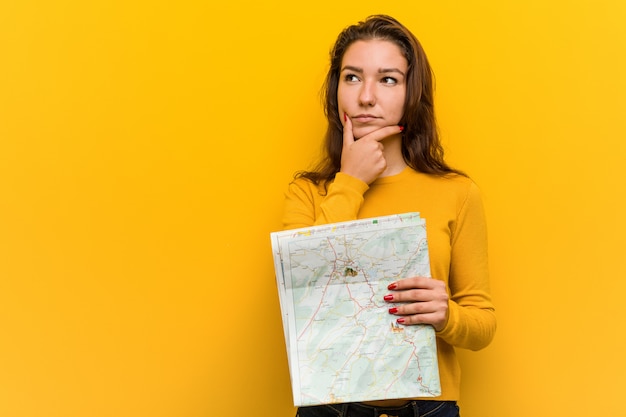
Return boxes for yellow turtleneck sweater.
[282,167,496,401]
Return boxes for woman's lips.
[352,114,380,123]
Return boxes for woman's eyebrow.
[341,65,405,77]
[379,68,406,77]
[341,65,363,73]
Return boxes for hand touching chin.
[353,125,385,140]
[353,124,401,141]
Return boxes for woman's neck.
[379,134,407,177]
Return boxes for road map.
[271,213,441,406]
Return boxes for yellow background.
[1,1,625,416]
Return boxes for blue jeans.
[296,401,460,417]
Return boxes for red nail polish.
[396,318,405,324]
[399,126,404,132]
[387,283,397,290]
[388,307,398,314]
[383,295,393,301]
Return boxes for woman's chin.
[352,127,377,140]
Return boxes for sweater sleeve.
[282,173,369,230]
[436,181,497,351]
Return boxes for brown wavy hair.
[297,14,464,185]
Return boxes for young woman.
[282,15,496,417]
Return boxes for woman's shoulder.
[407,169,482,208]
[286,175,330,200]
[290,172,369,195]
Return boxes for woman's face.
[337,39,408,139]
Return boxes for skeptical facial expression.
[337,39,408,139]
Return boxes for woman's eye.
[382,77,398,85]
[344,74,360,82]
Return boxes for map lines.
[271,213,441,406]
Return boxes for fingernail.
[399,126,404,132]
[387,282,397,290]
[396,318,405,324]
[388,307,398,314]
[383,294,394,301]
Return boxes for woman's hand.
[384,277,450,331]
[340,113,402,184]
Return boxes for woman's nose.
[358,82,376,106]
